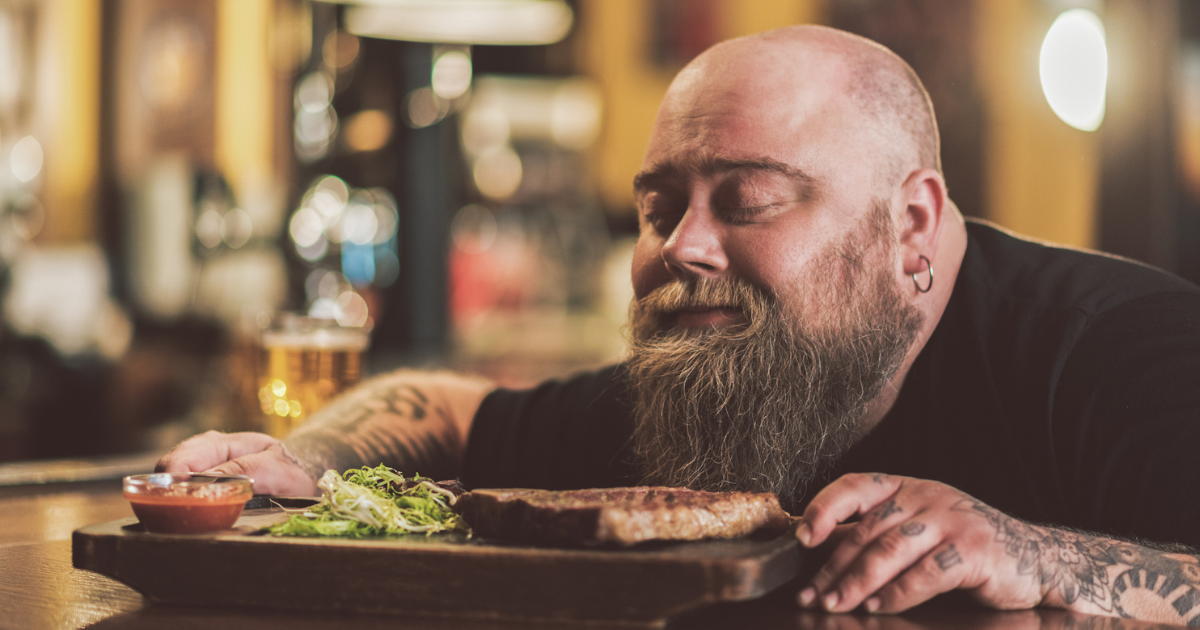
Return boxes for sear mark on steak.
[453,487,792,547]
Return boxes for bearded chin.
[626,272,921,514]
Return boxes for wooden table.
[0,479,1182,630]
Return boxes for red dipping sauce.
[123,473,253,534]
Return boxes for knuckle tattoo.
[870,499,903,523]
[935,544,964,571]
[901,521,926,537]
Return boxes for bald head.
[657,25,941,188]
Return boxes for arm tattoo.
[955,499,1200,626]
[279,443,324,484]
[283,377,465,482]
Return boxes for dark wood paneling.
[831,0,986,220]
[1098,0,1184,275]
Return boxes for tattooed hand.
[156,430,320,496]
[793,473,1200,627]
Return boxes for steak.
[454,487,792,546]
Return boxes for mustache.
[635,277,774,333]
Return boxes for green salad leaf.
[266,465,470,538]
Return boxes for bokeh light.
[295,72,333,112]
[11,135,43,183]
[343,109,394,153]
[335,290,370,327]
[196,207,224,249]
[342,201,378,246]
[322,29,360,72]
[1040,9,1107,132]
[221,207,253,248]
[311,177,349,214]
[288,178,401,309]
[289,206,324,248]
[370,189,399,245]
[461,105,510,156]
[295,234,329,262]
[432,50,472,100]
[341,241,375,285]
[294,72,339,161]
[550,80,602,149]
[473,145,523,199]
[406,86,449,128]
[317,269,348,301]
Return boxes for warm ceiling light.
[343,109,394,152]
[431,50,473,99]
[1040,8,1107,132]
[342,0,573,46]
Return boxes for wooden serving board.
[72,498,802,626]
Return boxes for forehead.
[641,57,874,189]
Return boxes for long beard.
[626,214,922,513]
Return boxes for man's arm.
[156,370,494,495]
[796,473,1200,626]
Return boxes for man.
[159,26,1200,625]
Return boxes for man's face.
[631,57,896,328]
[626,53,923,509]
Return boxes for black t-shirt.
[464,220,1200,545]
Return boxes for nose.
[660,206,728,279]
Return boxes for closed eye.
[716,200,798,224]
[638,190,686,234]
[642,209,684,233]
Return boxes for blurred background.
[0,0,1195,465]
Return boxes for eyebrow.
[633,154,822,197]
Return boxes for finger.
[203,444,317,496]
[797,522,853,604]
[155,431,279,473]
[866,541,968,613]
[818,518,942,612]
[802,496,923,603]
[798,473,904,547]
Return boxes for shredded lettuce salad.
[267,465,470,538]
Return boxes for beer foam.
[262,327,370,351]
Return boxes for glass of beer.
[256,314,370,438]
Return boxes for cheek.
[724,233,805,292]
[631,236,669,300]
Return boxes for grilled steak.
[454,487,792,546]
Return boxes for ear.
[897,168,947,276]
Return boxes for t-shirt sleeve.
[1053,292,1200,546]
[462,364,637,491]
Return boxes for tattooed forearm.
[286,416,463,481]
[281,372,484,482]
[955,499,1200,626]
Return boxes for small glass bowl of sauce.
[123,473,254,534]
